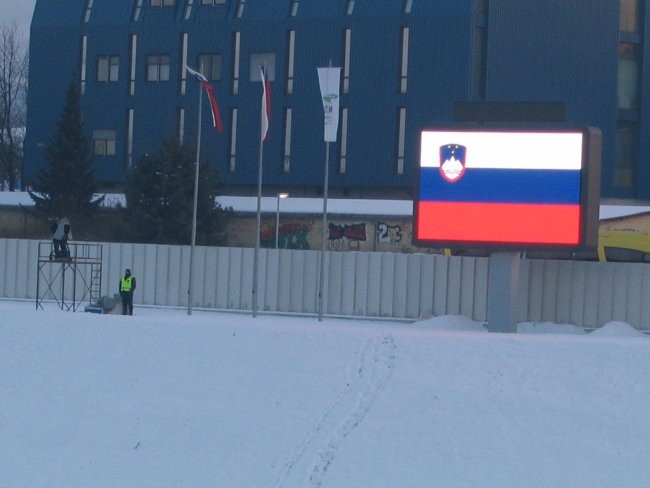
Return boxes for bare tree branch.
[0,22,28,191]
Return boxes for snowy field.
[1,299,650,487]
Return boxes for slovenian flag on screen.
[185,65,223,133]
[416,130,584,246]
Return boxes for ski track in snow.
[271,335,396,488]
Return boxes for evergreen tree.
[28,77,103,222]
[124,137,231,245]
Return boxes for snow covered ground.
[1,300,649,487]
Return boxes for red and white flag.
[260,65,271,141]
[185,65,223,133]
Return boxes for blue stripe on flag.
[419,168,581,205]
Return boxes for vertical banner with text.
[317,67,342,142]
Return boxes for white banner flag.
[317,67,342,142]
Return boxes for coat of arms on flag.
[439,144,466,182]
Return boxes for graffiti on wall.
[260,221,311,249]
[234,217,422,253]
[376,222,403,244]
[328,222,366,250]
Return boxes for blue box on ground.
[85,306,104,314]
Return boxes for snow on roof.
[1,191,649,219]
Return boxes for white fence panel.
[327,252,343,315]
[352,252,369,316]
[392,253,408,318]
[582,263,602,327]
[418,255,435,318]
[366,252,383,317]
[406,254,422,319]
[302,251,319,314]
[380,253,396,317]
[340,252,357,316]
[432,255,450,317]
[227,247,245,310]
[290,250,307,313]
[567,262,586,326]
[641,268,650,327]
[473,258,489,322]
[202,247,218,309]
[5,238,650,330]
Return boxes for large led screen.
[414,127,601,250]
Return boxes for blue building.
[24,0,649,199]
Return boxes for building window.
[286,30,295,94]
[199,53,222,81]
[202,0,226,4]
[232,32,240,94]
[399,27,409,93]
[184,0,194,20]
[126,109,134,168]
[236,0,245,18]
[97,56,119,82]
[83,0,94,23]
[132,0,144,21]
[180,33,188,94]
[150,0,174,6]
[250,53,276,81]
[618,43,639,110]
[620,0,641,32]
[93,130,117,156]
[146,54,170,81]
[339,108,348,173]
[80,36,88,95]
[229,108,238,172]
[129,35,138,95]
[403,0,413,14]
[283,108,292,172]
[346,0,355,15]
[178,107,185,143]
[343,29,351,94]
[289,0,299,16]
[397,108,406,174]
[615,122,637,188]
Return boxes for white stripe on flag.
[185,65,207,83]
[260,65,270,141]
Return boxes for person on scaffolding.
[51,217,71,259]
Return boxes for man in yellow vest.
[119,268,136,315]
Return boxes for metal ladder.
[89,262,102,305]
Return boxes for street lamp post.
[275,192,289,249]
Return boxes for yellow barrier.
[597,230,650,262]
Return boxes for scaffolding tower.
[36,241,103,311]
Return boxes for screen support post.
[487,251,520,333]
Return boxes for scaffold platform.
[36,241,103,312]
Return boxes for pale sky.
[0,0,37,34]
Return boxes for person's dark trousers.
[52,240,70,258]
[121,292,134,315]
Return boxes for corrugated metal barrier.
[2,238,649,330]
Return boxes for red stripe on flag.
[264,76,271,139]
[416,201,581,245]
[200,81,222,133]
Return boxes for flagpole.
[318,59,334,322]
[253,65,268,318]
[253,136,263,318]
[187,80,203,316]
[318,139,329,321]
